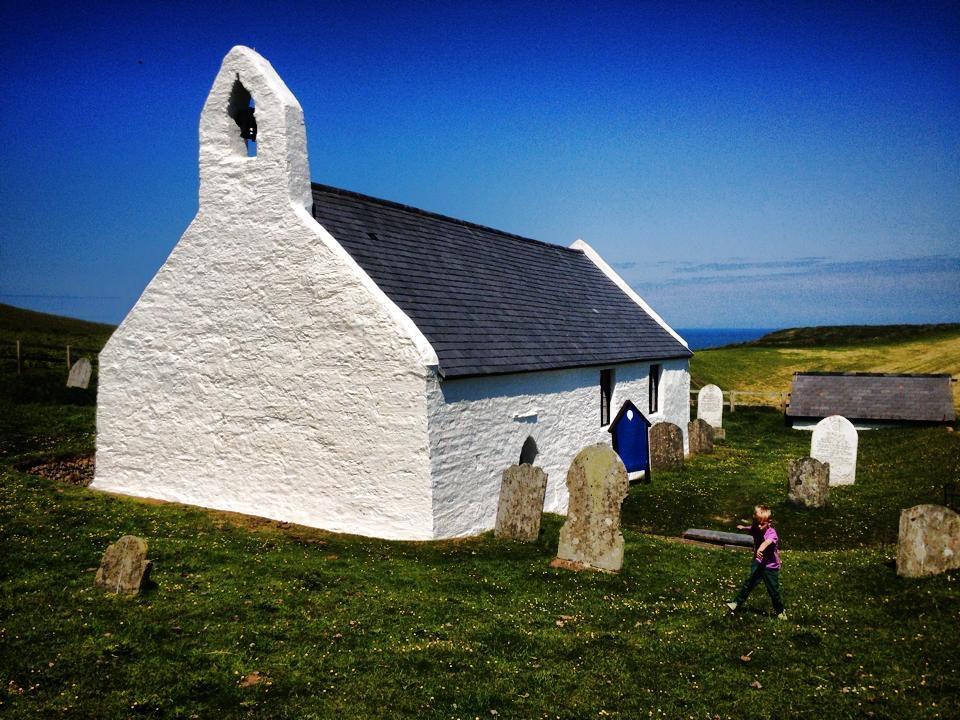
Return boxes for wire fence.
[2,340,100,375]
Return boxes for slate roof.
[786,372,956,423]
[311,183,690,378]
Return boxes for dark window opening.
[227,77,257,157]
[649,364,662,414]
[519,436,538,465]
[600,369,615,425]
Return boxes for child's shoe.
[725,601,738,612]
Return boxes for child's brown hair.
[754,505,772,523]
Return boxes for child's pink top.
[750,523,781,569]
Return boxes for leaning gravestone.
[897,504,960,578]
[649,422,684,470]
[687,418,714,455]
[495,464,548,542]
[787,457,830,508]
[94,535,153,595]
[810,415,858,486]
[697,384,724,439]
[553,445,629,572]
[66,358,92,389]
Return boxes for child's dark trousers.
[734,561,784,613]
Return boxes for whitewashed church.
[92,46,691,540]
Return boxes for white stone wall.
[427,358,690,537]
[93,47,438,541]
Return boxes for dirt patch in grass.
[18,453,94,486]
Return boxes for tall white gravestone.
[810,415,858,486]
[697,384,723,429]
[66,358,92,389]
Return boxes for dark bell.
[235,106,257,142]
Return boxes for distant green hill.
[0,303,115,351]
[743,323,960,348]
[691,323,960,409]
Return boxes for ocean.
[675,328,779,351]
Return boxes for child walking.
[726,505,786,619]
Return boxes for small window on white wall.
[649,364,662,414]
[600,369,615,425]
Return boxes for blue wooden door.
[611,404,650,474]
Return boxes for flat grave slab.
[681,528,753,548]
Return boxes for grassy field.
[690,324,960,408]
[1,306,959,718]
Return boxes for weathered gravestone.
[897,504,960,578]
[687,418,714,455]
[787,457,830,508]
[495,464,548,542]
[66,358,92,389]
[649,422,684,471]
[94,535,153,595]
[552,444,629,572]
[697,384,724,439]
[810,415,858,486]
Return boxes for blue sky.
[1,1,958,328]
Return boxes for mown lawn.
[1,309,958,718]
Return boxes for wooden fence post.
[16,339,22,375]
[729,391,736,413]
[66,345,72,370]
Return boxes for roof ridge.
[311,182,583,255]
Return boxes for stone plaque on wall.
[687,418,714,455]
[553,444,629,572]
[787,457,830,508]
[697,384,723,429]
[495,464,548,542]
[649,422,684,471]
[67,358,92,389]
[897,504,960,578]
[810,415,858,486]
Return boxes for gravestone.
[787,457,830,508]
[649,422,684,471]
[94,535,153,595]
[810,415,858,486]
[553,444,629,572]
[896,504,960,578]
[66,358,92,389]
[495,464,548,542]
[687,418,714,455]
[697,384,724,439]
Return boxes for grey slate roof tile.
[786,372,956,423]
[312,183,690,378]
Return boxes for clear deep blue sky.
[2,1,958,328]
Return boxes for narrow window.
[600,369,615,425]
[649,364,662,414]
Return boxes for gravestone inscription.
[810,415,858,486]
[649,422,684,471]
[553,444,629,572]
[697,384,724,438]
[787,457,830,508]
[896,504,960,578]
[67,358,92,389]
[495,464,548,542]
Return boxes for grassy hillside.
[690,323,960,408]
[1,308,959,717]
[0,303,114,407]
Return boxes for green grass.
[1,308,958,718]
